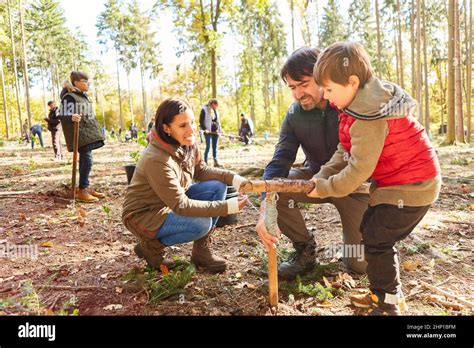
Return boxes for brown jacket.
[122,130,239,240]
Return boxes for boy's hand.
[72,114,81,123]
[306,177,320,198]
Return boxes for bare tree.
[454,0,465,142]
[0,54,10,139]
[446,0,456,144]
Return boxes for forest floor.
[0,133,473,316]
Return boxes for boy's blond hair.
[314,42,374,88]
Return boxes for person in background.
[239,113,254,145]
[30,124,44,149]
[58,70,106,203]
[199,99,222,167]
[44,101,62,160]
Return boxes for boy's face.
[322,76,359,109]
[286,75,324,111]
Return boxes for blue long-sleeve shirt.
[263,102,340,180]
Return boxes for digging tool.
[71,119,80,202]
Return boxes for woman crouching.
[122,97,248,273]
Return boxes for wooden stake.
[268,246,278,306]
[71,121,80,202]
[265,193,279,307]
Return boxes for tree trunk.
[416,0,423,124]
[139,56,148,127]
[446,0,456,144]
[232,40,240,130]
[422,0,430,136]
[290,0,295,51]
[41,69,47,118]
[247,14,256,128]
[375,0,382,76]
[19,0,32,128]
[410,0,416,96]
[394,16,400,86]
[466,0,472,142]
[262,54,271,134]
[436,62,446,134]
[210,48,217,98]
[454,0,465,142]
[7,0,23,135]
[396,0,405,89]
[315,0,320,47]
[115,48,123,131]
[127,71,134,127]
[0,54,10,139]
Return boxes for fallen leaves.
[402,260,422,271]
[40,241,54,248]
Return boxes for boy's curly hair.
[314,42,374,88]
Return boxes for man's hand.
[306,177,320,198]
[71,114,81,123]
[203,129,209,134]
[237,194,248,211]
[255,200,281,251]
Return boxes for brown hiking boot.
[350,291,402,316]
[134,239,175,270]
[75,188,99,202]
[191,230,227,273]
[213,159,222,168]
[87,187,106,199]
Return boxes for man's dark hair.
[47,100,55,106]
[280,46,321,83]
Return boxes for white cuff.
[232,175,247,190]
[227,197,239,214]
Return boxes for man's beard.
[298,95,318,110]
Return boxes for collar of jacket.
[149,129,185,160]
[343,77,417,121]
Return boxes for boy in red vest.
[309,42,441,315]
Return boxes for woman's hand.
[306,177,320,198]
[237,194,248,211]
[71,114,82,123]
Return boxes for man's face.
[48,103,56,110]
[286,75,324,110]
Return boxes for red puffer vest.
[339,112,440,187]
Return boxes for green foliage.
[145,260,195,304]
[0,280,79,315]
[122,259,195,305]
[319,0,348,48]
[402,241,431,254]
[129,150,141,163]
[279,264,344,302]
[450,157,470,166]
